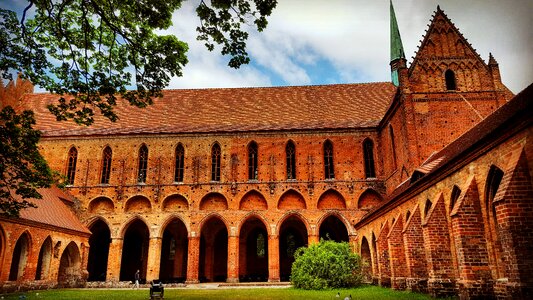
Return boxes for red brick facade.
[1,6,531,299]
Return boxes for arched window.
[286,141,296,180]
[174,144,184,182]
[248,141,258,180]
[324,140,335,179]
[389,125,397,169]
[100,146,112,184]
[450,185,461,211]
[211,143,221,181]
[66,147,78,185]
[363,139,376,178]
[485,165,504,276]
[137,144,148,183]
[445,69,456,90]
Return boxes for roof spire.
[390,0,405,86]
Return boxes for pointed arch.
[239,190,267,210]
[286,140,296,180]
[485,165,505,278]
[159,217,188,282]
[162,194,189,211]
[120,218,150,281]
[239,215,269,282]
[323,140,335,179]
[358,189,383,209]
[125,195,152,213]
[100,146,112,184]
[88,196,115,214]
[361,236,372,281]
[450,185,461,212]
[248,141,258,180]
[35,236,52,280]
[9,231,31,281]
[87,219,111,281]
[278,189,306,210]
[57,241,82,287]
[388,125,397,170]
[363,138,376,178]
[278,214,308,281]
[200,192,228,210]
[317,189,346,210]
[199,215,228,282]
[318,214,348,242]
[137,144,149,183]
[174,143,185,182]
[211,143,221,181]
[66,146,78,185]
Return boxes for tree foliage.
[0,0,277,125]
[0,106,56,217]
[0,0,277,217]
[291,240,364,290]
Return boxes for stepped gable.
[24,82,397,137]
[409,6,488,75]
[13,186,90,235]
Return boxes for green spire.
[390,1,405,86]
[390,0,405,62]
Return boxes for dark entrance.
[159,218,188,283]
[239,217,268,282]
[199,217,228,282]
[87,219,111,281]
[9,232,29,281]
[279,215,308,281]
[120,219,149,281]
[319,215,348,242]
[35,236,52,280]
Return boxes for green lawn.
[2,285,450,300]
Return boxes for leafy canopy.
[0,0,277,217]
[291,240,364,290]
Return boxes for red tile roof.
[23,83,397,137]
[16,187,90,234]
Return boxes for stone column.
[268,235,280,282]
[308,234,319,245]
[107,238,123,282]
[185,236,200,284]
[146,237,162,282]
[227,234,239,283]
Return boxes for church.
[0,4,531,299]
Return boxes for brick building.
[1,5,531,299]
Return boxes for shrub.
[290,240,363,290]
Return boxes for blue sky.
[2,0,532,93]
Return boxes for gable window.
[286,141,296,180]
[450,185,461,211]
[100,146,112,184]
[248,141,258,180]
[66,147,78,185]
[363,139,376,178]
[137,144,148,183]
[211,143,221,181]
[445,69,456,90]
[324,140,335,179]
[174,144,185,182]
[424,199,433,219]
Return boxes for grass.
[1,285,447,300]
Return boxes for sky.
[2,0,532,93]
[164,0,532,93]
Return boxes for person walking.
[134,269,140,289]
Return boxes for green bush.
[291,240,363,290]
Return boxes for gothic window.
[248,141,258,180]
[445,69,456,90]
[100,146,112,184]
[174,144,185,182]
[363,139,376,178]
[485,165,504,276]
[256,233,265,258]
[286,141,296,180]
[450,185,461,211]
[324,140,335,179]
[211,143,221,181]
[389,125,397,169]
[66,147,78,185]
[137,144,148,183]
